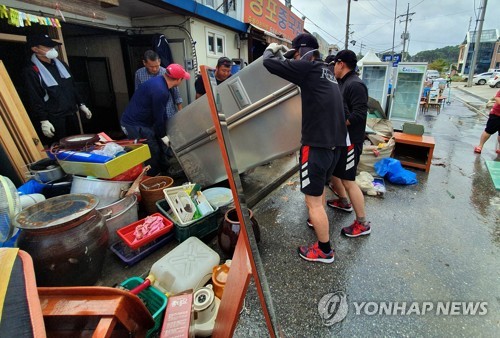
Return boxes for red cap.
[166,64,191,80]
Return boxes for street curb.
[453,86,489,102]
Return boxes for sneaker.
[306,218,314,228]
[327,199,353,212]
[297,242,335,263]
[327,182,339,197]
[341,220,371,238]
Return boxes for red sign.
[244,0,304,41]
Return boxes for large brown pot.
[218,207,260,257]
[13,194,109,286]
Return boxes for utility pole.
[359,42,366,56]
[467,16,472,32]
[391,0,398,59]
[345,0,358,50]
[398,3,415,62]
[467,0,488,87]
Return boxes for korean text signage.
[244,0,303,41]
[382,54,402,67]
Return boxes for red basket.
[117,213,173,250]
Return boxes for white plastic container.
[150,236,220,294]
[164,183,214,226]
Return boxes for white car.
[487,73,500,88]
[473,72,495,85]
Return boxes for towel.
[31,53,71,87]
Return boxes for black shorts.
[485,114,500,135]
[332,143,363,181]
[299,145,341,196]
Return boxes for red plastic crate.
[117,213,173,250]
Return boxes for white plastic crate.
[163,183,214,226]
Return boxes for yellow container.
[58,144,151,179]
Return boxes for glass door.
[389,63,427,125]
[360,62,391,113]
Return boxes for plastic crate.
[156,199,219,243]
[163,184,214,225]
[110,231,175,266]
[117,213,173,250]
[120,277,167,338]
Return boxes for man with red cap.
[263,33,349,263]
[121,63,190,176]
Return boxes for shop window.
[206,29,225,57]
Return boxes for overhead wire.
[291,4,344,45]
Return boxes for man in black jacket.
[263,33,349,263]
[325,50,372,238]
[23,34,91,145]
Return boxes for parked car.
[473,72,494,85]
[426,70,440,80]
[487,73,500,88]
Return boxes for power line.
[291,5,344,44]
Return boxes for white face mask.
[45,48,58,59]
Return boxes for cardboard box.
[161,292,194,338]
[57,144,150,179]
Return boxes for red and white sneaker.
[327,199,353,212]
[298,242,335,263]
[341,220,371,238]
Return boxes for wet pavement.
[234,88,500,336]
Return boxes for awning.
[249,24,292,46]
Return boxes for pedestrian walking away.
[263,33,349,263]
[474,89,500,155]
[325,50,372,238]
[22,34,92,146]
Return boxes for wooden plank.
[0,61,46,163]
[0,115,25,182]
[0,33,26,43]
[212,235,251,338]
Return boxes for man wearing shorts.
[474,89,500,155]
[263,33,349,263]
[325,50,372,238]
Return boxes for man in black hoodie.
[325,50,372,238]
[263,33,349,263]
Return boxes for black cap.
[26,34,62,48]
[291,33,319,49]
[217,57,232,68]
[325,54,336,65]
[283,33,319,59]
[333,50,358,69]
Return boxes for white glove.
[79,104,92,119]
[40,120,55,138]
[161,136,170,147]
[266,43,283,54]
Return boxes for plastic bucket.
[139,176,174,214]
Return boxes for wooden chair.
[427,94,441,113]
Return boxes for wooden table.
[392,132,435,172]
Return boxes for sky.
[287,0,499,56]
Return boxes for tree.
[412,45,460,65]
[428,59,449,73]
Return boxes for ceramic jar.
[13,194,109,286]
[218,207,260,257]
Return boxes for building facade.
[457,29,499,76]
